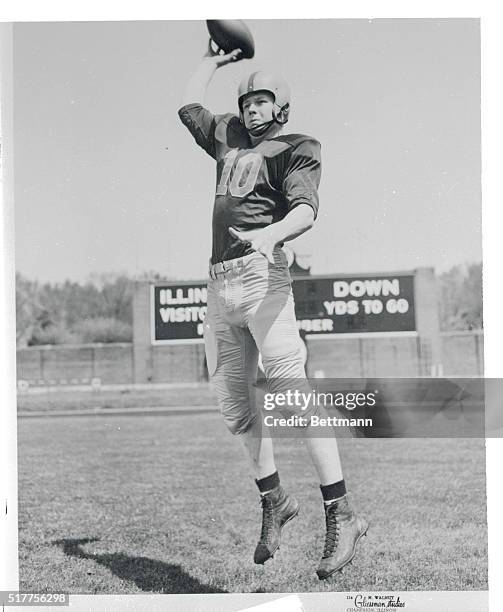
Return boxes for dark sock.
[320,480,346,503]
[256,471,280,494]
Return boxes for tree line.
[15,263,483,347]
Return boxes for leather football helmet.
[238,71,291,125]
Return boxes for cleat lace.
[323,504,341,557]
[259,496,275,544]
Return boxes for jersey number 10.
[216,150,262,197]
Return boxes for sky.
[12,18,481,283]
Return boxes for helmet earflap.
[273,102,290,125]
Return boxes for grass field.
[17,384,218,413]
[17,402,488,594]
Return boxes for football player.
[178,46,368,580]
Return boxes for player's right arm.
[181,47,243,106]
[179,47,243,157]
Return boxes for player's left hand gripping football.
[229,226,278,264]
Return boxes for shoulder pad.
[275,133,320,149]
[215,113,249,148]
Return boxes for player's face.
[242,92,275,130]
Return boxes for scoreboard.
[151,272,416,345]
[293,274,415,335]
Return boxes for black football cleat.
[316,494,368,580]
[253,485,300,565]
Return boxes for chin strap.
[244,103,290,135]
[247,119,276,137]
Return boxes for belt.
[208,249,288,280]
[208,255,249,280]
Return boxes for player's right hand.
[205,43,243,67]
[228,226,277,265]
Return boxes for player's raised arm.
[181,46,243,107]
[179,46,244,158]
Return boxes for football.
[206,20,255,59]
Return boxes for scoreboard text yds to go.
[150,273,416,345]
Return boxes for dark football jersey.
[178,103,321,264]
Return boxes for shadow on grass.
[53,537,227,594]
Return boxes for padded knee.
[212,370,259,435]
[220,403,258,435]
